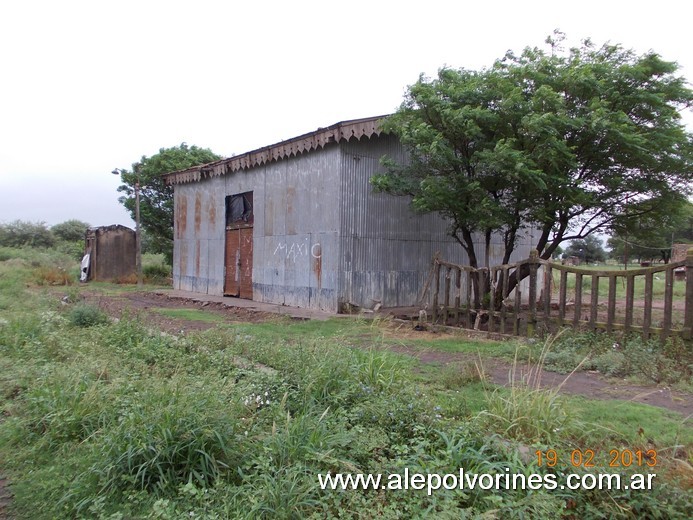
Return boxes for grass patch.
[152,307,229,324]
[0,249,691,519]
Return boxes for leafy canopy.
[372,33,693,270]
[607,198,693,263]
[563,235,607,264]
[51,219,91,243]
[117,143,221,263]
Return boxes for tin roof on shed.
[164,115,388,185]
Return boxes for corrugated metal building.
[164,116,538,312]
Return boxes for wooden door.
[224,227,253,298]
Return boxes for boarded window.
[226,192,253,227]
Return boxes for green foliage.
[543,331,692,385]
[373,32,693,270]
[67,303,109,327]
[0,251,690,519]
[50,219,90,242]
[0,220,55,248]
[479,337,579,444]
[116,143,222,263]
[564,235,607,263]
[143,263,171,284]
[608,199,693,263]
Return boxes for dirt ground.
[84,290,692,417]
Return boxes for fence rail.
[427,248,693,341]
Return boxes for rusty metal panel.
[84,225,135,282]
[172,177,226,294]
[248,146,341,311]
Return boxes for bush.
[67,304,109,328]
[0,220,55,248]
[143,263,171,284]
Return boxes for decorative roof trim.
[164,115,388,185]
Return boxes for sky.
[1,0,692,228]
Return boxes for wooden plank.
[684,249,693,340]
[488,268,496,334]
[465,269,472,328]
[514,270,521,336]
[643,272,653,339]
[573,273,583,327]
[543,265,552,331]
[443,266,451,324]
[558,270,567,326]
[454,268,461,325]
[589,275,599,330]
[661,267,673,341]
[476,271,486,331]
[625,274,635,334]
[606,275,616,333]
[528,262,538,336]
[223,229,240,296]
[432,262,440,323]
[500,267,509,334]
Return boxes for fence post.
[432,256,441,324]
[527,249,539,337]
[684,248,693,340]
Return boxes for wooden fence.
[427,248,693,341]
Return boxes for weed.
[479,334,583,444]
[440,361,484,389]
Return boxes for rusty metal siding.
[251,147,341,311]
[85,225,136,281]
[172,175,226,293]
[338,134,538,309]
[172,145,342,312]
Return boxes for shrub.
[143,262,171,284]
[0,220,55,248]
[33,265,74,286]
[67,304,109,327]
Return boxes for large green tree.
[563,235,607,264]
[372,33,693,303]
[117,143,222,263]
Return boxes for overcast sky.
[1,0,691,228]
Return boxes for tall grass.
[479,333,585,444]
[0,248,690,519]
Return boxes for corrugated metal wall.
[173,174,226,294]
[172,145,342,312]
[172,132,539,313]
[338,133,537,310]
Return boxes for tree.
[371,32,693,305]
[116,143,222,263]
[564,235,606,264]
[0,220,55,248]
[51,219,91,242]
[608,198,693,263]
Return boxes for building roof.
[164,115,388,185]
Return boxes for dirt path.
[0,475,11,520]
[85,290,692,417]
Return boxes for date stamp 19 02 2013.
[536,449,657,468]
